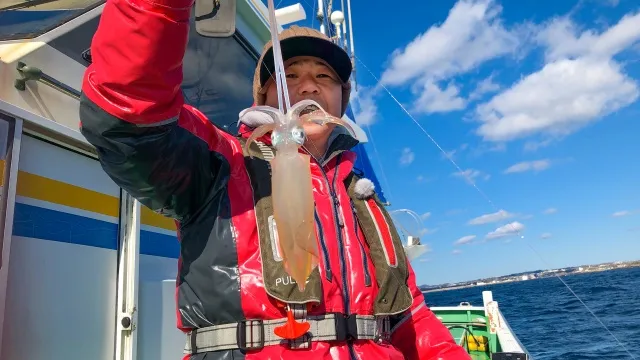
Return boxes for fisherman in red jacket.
[79,0,471,358]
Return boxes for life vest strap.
[183,313,390,354]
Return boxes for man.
[79,0,470,359]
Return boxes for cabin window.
[49,17,100,66]
[0,0,103,41]
[182,21,259,135]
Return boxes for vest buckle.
[334,314,358,342]
[236,319,265,351]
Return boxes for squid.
[242,0,357,293]
[244,102,356,292]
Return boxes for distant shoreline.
[420,260,640,294]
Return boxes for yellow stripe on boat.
[17,170,120,217]
[141,207,177,231]
[7,161,176,232]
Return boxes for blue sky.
[271,0,640,285]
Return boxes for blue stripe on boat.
[12,203,179,259]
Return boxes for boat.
[0,0,530,358]
[429,291,530,360]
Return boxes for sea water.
[425,267,640,360]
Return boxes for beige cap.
[253,25,352,116]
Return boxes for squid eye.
[291,126,306,145]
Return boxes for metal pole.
[317,0,325,34]
[114,192,140,360]
[0,117,22,356]
[345,0,357,90]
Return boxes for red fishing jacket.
[78,0,471,359]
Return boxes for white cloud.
[421,212,432,220]
[358,1,640,160]
[486,221,525,239]
[468,209,514,225]
[612,210,631,217]
[476,58,639,142]
[524,138,554,152]
[452,168,491,183]
[443,150,458,160]
[476,12,640,143]
[381,0,519,85]
[469,142,507,157]
[413,80,466,113]
[469,74,502,101]
[504,159,551,173]
[399,148,415,166]
[452,249,463,255]
[351,87,380,126]
[541,232,552,239]
[416,175,433,183]
[537,13,640,62]
[378,0,525,114]
[543,207,558,214]
[442,143,469,161]
[454,235,476,245]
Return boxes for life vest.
[241,137,413,315]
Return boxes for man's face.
[264,56,343,143]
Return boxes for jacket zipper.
[317,154,350,314]
[350,199,371,287]
[311,151,357,360]
[314,209,333,282]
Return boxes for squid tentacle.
[245,123,276,157]
[301,115,357,139]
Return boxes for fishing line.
[353,55,637,360]
[266,0,291,113]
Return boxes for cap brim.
[258,36,352,88]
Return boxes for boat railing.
[483,291,530,357]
